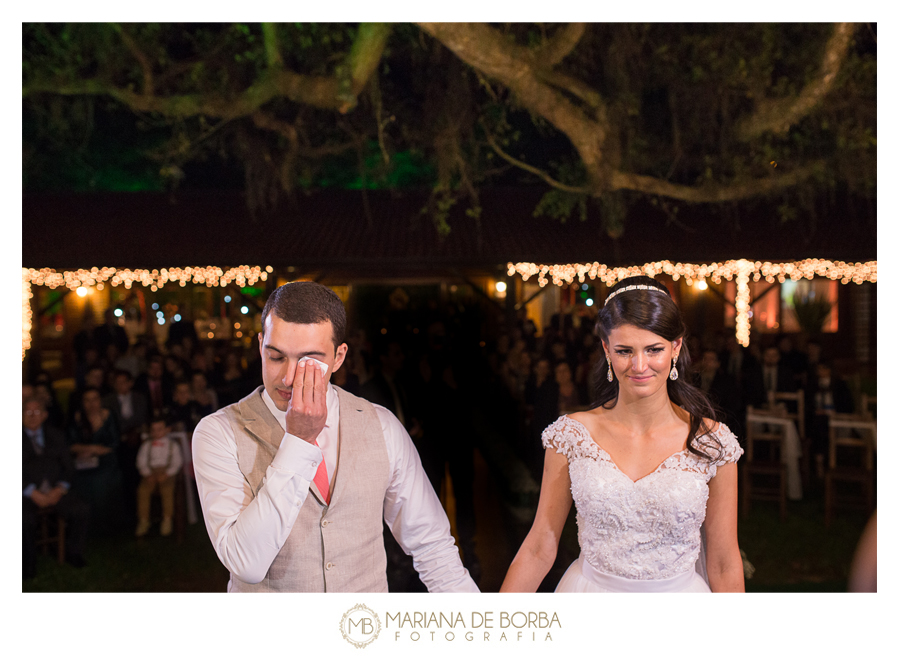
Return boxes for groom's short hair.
[260,281,346,348]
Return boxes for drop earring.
[607,354,614,382]
[669,355,679,381]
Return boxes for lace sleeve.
[541,416,600,462]
[541,416,573,457]
[712,424,744,467]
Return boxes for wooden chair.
[35,507,66,565]
[860,394,876,420]
[741,408,788,521]
[824,417,876,527]
[773,390,808,486]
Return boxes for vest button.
[321,519,329,527]
[325,562,334,570]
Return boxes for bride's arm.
[705,462,745,592]
[500,447,573,592]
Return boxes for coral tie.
[313,441,330,505]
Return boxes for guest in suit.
[92,308,129,357]
[359,336,427,592]
[23,397,90,579]
[693,349,743,436]
[525,356,560,480]
[745,345,798,408]
[778,334,808,389]
[104,369,150,527]
[360,337,417,435]
[135,356,172,413]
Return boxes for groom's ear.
[332,343,348,372]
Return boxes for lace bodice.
[542,415,743,581]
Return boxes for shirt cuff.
[271,432,323,481]
[24,484,36,498]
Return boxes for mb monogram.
[340,604,382,648]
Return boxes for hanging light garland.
[22,276,34,360]
[507,258,877,347]
[22,265,273,360]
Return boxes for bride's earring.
[606,354,614,382]
[669,355,679,381]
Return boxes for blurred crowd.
[23,289,861,586]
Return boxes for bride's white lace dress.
[543,415,743,593]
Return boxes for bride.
[501,276,745,593]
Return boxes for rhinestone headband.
[604,284,668,306]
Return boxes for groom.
[192,281,478,592]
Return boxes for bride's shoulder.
[541,412,597,455]
[696,419,743,464]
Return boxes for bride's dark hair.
[591,275,723,461]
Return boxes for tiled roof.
[22,188,876,271]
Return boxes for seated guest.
[745,345,798,408]
[555,361,583,413]
[692,349,743,435]
[805,361,855,477]
[69,387,123,534]
[135,356,172,413]
[32,377,65,431]
[802,340,824,390]
[214,350,247,408]
[67,365,109,426]
[135,414,183,538]
[778,334,808,389]
[169,380,202,433]
[23,397,90,578]
[190,369,218,418]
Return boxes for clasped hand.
[284,360,328,443]
[31,485,66,508]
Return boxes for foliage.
[791,291,834,334]
[22,22,876,236]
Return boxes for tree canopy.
[22,22,876,237]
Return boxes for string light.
[22,265,271,360]
[23,277,33,360]
[24,265,269,292]
[507,258,877,347]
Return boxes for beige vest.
[224,386,390,592]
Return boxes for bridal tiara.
[603,284,669,306]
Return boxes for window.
[780,279,838,333]
[723,278,838,334]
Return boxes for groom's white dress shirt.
[193,383,478,592]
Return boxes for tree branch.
[418,22,614,190]
[338,23,393,113]
[532,23,586,67]
[251,111,357,158]
[735,23,857,141]
[261,23,283,69]
[611,161,826,203]
[481,122,589,194]
[25,23,394,119]
[113,24,154,95]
